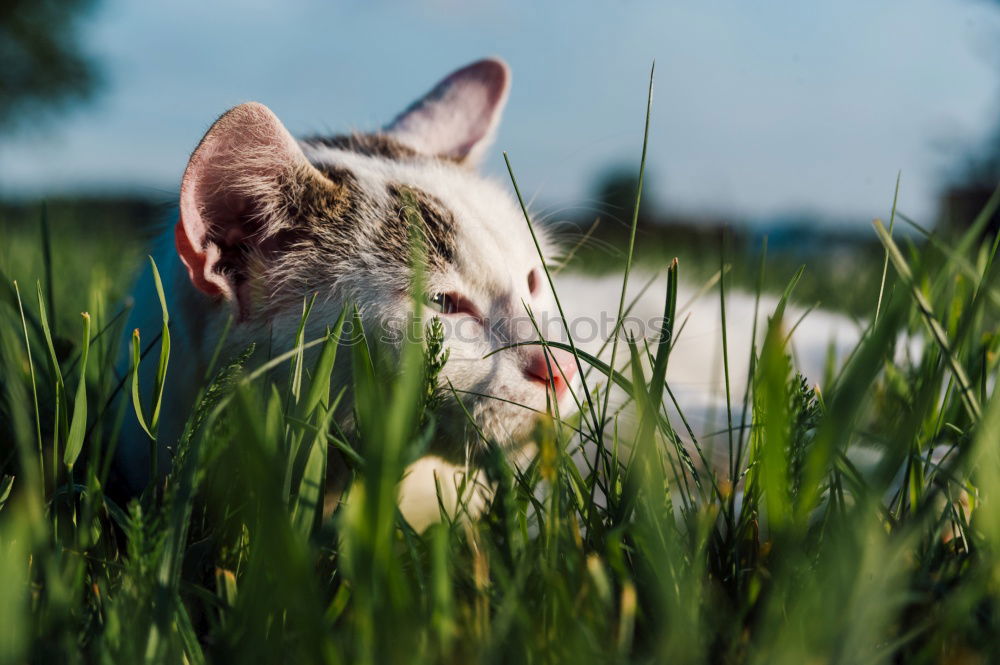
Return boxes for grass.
[3,91,1000,663]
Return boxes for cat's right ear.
[386,58,510,167]
[175,103,343,318]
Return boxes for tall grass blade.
[63,311,91,468]
[647,258,678,408]
[289,293,317,406]
[148,257,171,434]
[503,153,600,434]
[291,317,347,537]
[303,310,347,417]
[719,231,736,481]
[874,172,901,323]
[130,329,154,440]
[873,219,980,420]
[12,281,43,486]
[35,281,68,484]
[598,60,655,433]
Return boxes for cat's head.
[174,58,578,451]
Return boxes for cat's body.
[119,57,865,531]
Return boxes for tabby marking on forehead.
[305,132,421,161]
[387,183,458,270]
[250,173,461,315]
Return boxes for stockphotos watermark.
[331,312,671,351]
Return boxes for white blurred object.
[553,271,863,440]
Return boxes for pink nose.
[523,347,578,398]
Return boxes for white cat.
[119,57,862,532]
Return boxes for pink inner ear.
[174,218,222,296]
[387,58,510,164]
[176,144,242,300]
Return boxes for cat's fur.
[118,58,579,528]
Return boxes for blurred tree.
[0,0,100,133]
[941,122,1000,235]
[942,0,1000,232]
[592,167,657,229]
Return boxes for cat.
[119,56,873,533]
[118,58,581,529]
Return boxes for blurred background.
[3,0,1000,317]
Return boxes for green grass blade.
[598,61,655,433]
[647,258,678,409]
[503,153,601,435]
[874,172,901,323]
[0,475,13,512]
[35,280,68,477]
[289,293,317,406]
[302,311,347,418]
[148,257,171,434]
[291,403,336,538]
[12,281,44,487]
[970,386,1000,581]
[130,328,154,440]
[487,340,635,395]
[63,311,91,468]
[873,219,980,420]
[34,281,64,392]
[291,319,347,537]
[735,236,767,481]
[756,315,793,531]
[719,232,736,481]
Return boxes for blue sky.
[2,0,999,225]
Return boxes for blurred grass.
[0,198,156,333]
[2,163,1000,663]
[564,219,890,320]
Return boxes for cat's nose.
[523,347,577,398]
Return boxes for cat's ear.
[386,57,510,167]
[175,102,345,318]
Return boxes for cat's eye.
[425,291,482,322]
[527,269,540,296]
[426,292,459,315]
